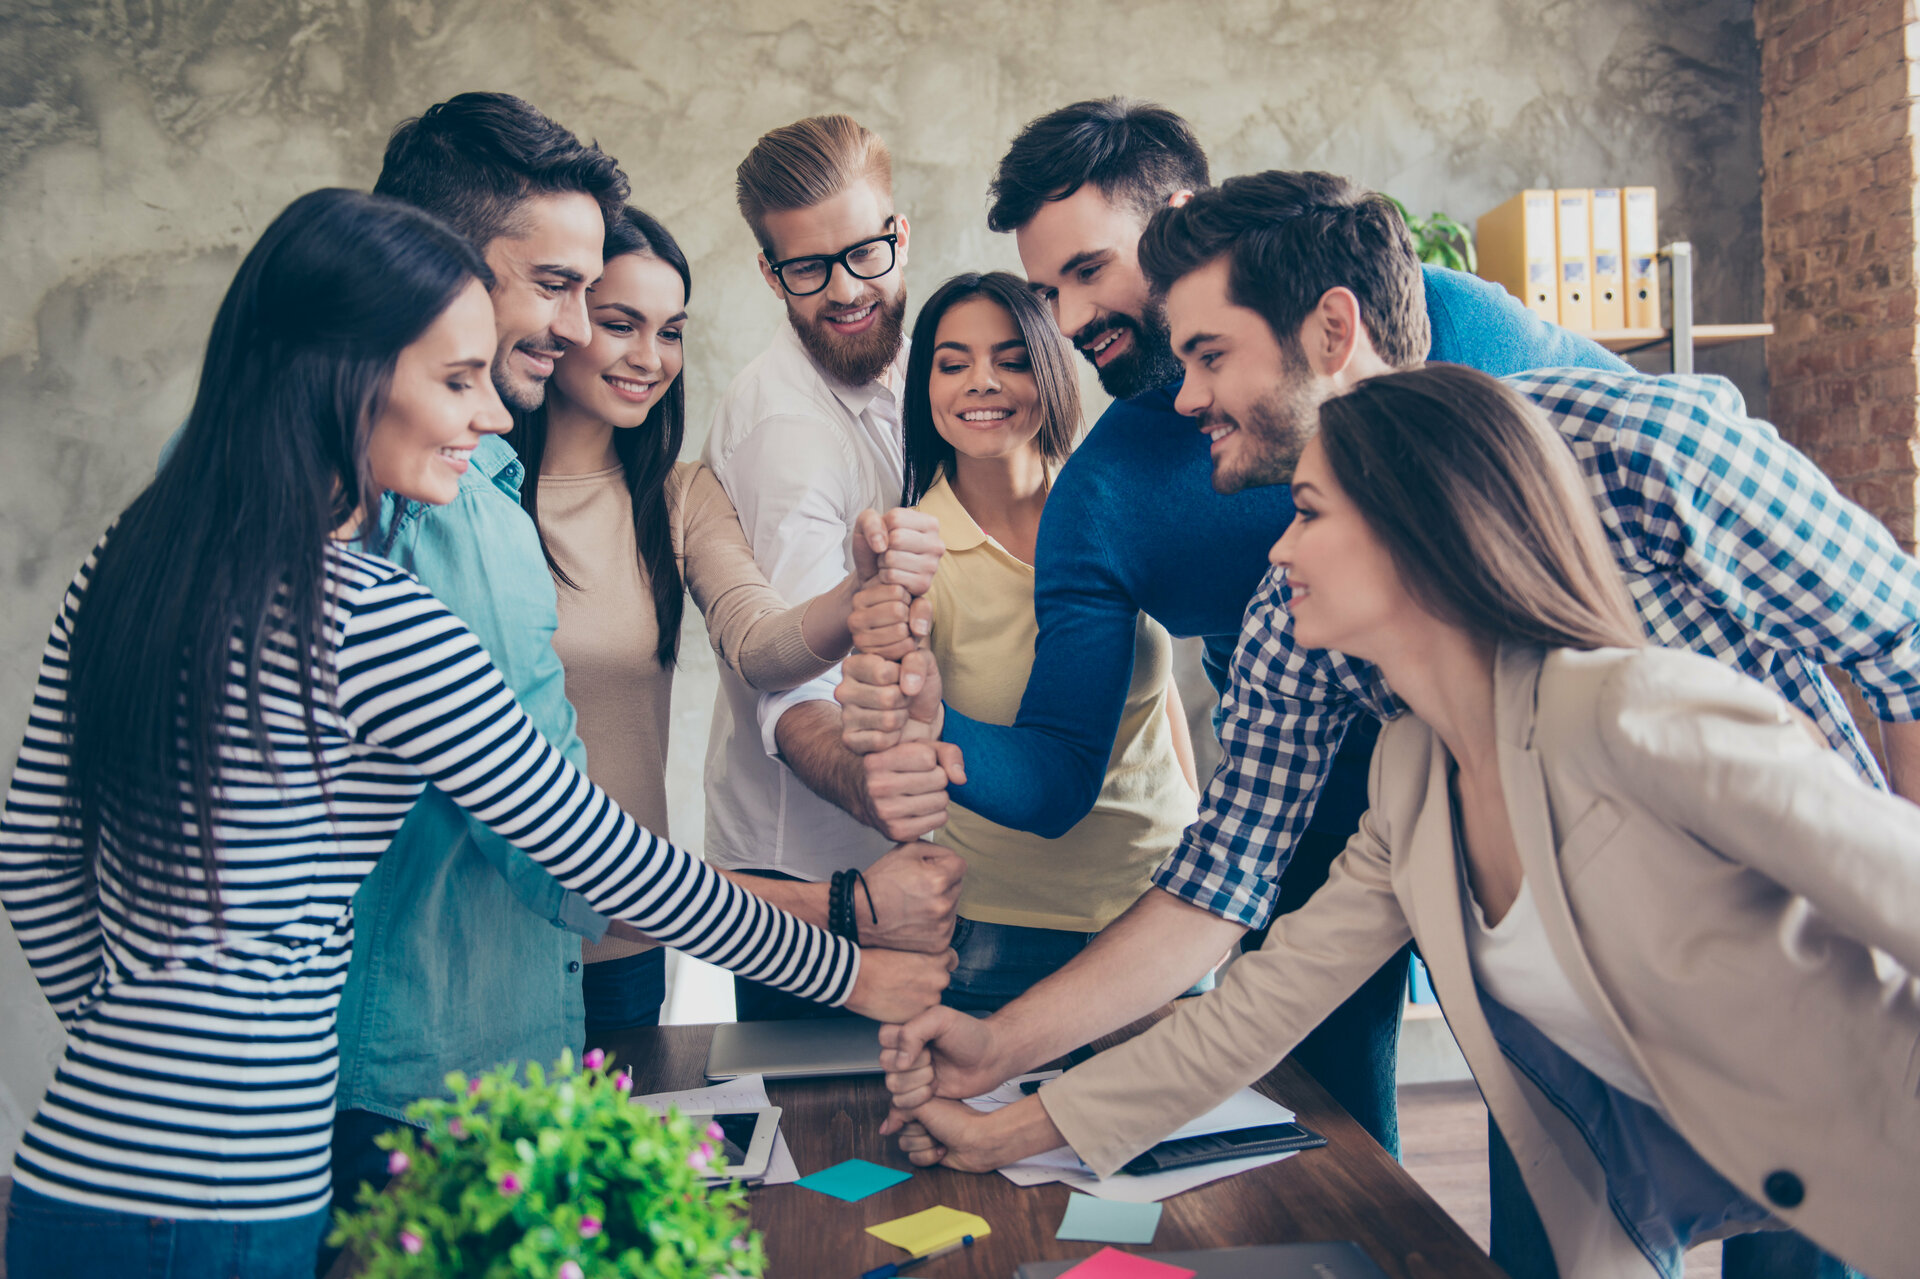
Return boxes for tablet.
[705,1016,886,1081]
[682,1106,782,1185]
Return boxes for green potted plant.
[1386,196,1477,274]
[329,1048,765,1278]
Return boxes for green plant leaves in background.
[1386,195,1478,275]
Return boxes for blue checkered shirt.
[1156,368,1920,929]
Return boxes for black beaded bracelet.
[827,870,857,942]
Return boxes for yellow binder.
[1589,187,1627,331]
[1554,189,1594,332]
[1475,190,1559,324]
[1624,187,1660,330]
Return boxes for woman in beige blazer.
[884,366,1920,1278]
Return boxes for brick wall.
[1757,0,1920,553]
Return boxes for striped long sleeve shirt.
[0,540,858,1220]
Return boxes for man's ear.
[1302,287,1366,375]
[1167,188,1195,209]
[894,214,910,269]
[756,252,784,301]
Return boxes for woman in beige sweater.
[509,206,945,1033]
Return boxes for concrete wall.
[0,0,1763,1159]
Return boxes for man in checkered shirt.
[880,171,1919,1279]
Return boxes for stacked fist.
[838,518,967,841]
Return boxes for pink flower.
[386,1150,409,1176]
[558,1264,583,1279]
[499,1171,522,1194]
[468,1078,482,1097]
[614,1072,632,1094]
[706,1121,725,1141]
[447,1119,466,1139]
[399,1231,423,1256]
[582,1048,605,1071]
[688,1149,710,1172]
[579,1216,603,1239]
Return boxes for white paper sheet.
[630,1073,799,1185]
[965,1072,1298,1202]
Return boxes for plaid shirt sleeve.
[1521,371,1920,723]
[1151,567,1397,929]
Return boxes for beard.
[1072,303,1185,400]
[492,337,564,413]
[790,287,909,387]
[1206,371,1324,496]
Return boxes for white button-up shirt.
[700,321,905,879]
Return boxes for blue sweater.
[944,266,1632,839]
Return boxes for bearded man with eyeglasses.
[700,114,965,1023]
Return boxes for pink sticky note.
[1058,1247,1198,1279]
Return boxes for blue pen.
[860,1233,977,1279]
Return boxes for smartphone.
[1119,1120,1327,1176]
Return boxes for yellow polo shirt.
[919,475,1197,932]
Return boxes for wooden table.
[592,1020,1504,1279]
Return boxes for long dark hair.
[1316,364,1645,651]
[901,271,1081,506]
[62,188,491,925]
[510,206,692,666]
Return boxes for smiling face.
[1268,434,1420,660]
[1014,183,1183,400]
[550,251,687,430]
[1168,256,1328,494]
[927,295,1045,463]
[481,191,607,411]
[364,278,513,506]
[759,181,909,386]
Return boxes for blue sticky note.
[795,1158,912,1202]
[1055,1193,1163,1245]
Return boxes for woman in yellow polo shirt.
[896,271,1200,1012]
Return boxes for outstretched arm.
[336,570,950,1022]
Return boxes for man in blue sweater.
[836,99,1627,1157]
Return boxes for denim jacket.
[334,435,607,1123]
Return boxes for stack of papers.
[630,1073,799,1185]
[966,1073,1297,1203]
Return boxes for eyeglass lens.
[778,236,895,296]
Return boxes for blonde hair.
[735,114,893,255]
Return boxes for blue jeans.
[944,918,1096,1013]
[6,1181,329,1279]
[1488,1117,1862,1278]
[583,946,667,1037]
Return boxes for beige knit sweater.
[537,460,832,963]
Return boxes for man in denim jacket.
[324,93,629,1254]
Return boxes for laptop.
[705,1016,888,1081]
[1013,1243,1390,1278]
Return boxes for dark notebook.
[1014,1241,1391,1278]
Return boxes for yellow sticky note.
[865,1205,991,1255]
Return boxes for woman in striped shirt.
[0,187,950,1279]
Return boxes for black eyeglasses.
[767,226,899,297]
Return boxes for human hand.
[877,1004,1008,1116]
[856,739,967,841]
[891,1094,1066,1173]
[857,842,965,952]
[837,648,951,754]
[847,582,933,662]
[843,945,958,1023]
[850,508,943,596]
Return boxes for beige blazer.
[1041,644,1920,1278]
